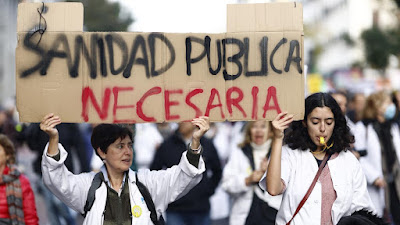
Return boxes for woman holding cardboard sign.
[40,113,209,225]
[259,93,378,225]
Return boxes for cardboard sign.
[16,2,304,123]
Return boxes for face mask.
[384,103,396,120]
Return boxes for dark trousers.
[389,182,400,225]
[245,194,277,225]
[166,210,210,225]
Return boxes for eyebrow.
[116,141,133,145]
[310,117,334,120]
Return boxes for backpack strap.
[83,172,104,217]
[135,173,165,225]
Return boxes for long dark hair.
[284,92,354,153]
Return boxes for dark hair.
[91,124,133,160]
[0,134,15,164]
[392,90,399,110]
[284,92,354,153]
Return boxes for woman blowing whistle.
[259,92,378,225]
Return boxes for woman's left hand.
[272,112,294,139]
[191,116,210,141]
[190,116,210,150]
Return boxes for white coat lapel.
[129,171,151,225]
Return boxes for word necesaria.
[20,32,302,80]
[81,85,281,123]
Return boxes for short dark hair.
[91,124,133,160]
[284,92,354,153]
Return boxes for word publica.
[21,32,302,80]
[81,85,282,123]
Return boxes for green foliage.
[394,0,400,8]
[387,28,400,55]
[361,27,392,69]
[66,0,133,32]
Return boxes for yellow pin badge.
[132,205,142,218]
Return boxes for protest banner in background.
[16,2,304,123]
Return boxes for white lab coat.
[259,146,375,225]
[222,146,282,225]
[42,143,205,225]
[359,123,400,217]
[348,117,368,153]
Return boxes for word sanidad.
[21,33,302,80]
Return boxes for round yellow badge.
[132,205,142,218]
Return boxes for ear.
[302,120,307,127]
[96,147,106,160]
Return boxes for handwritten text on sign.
[17,31,303,123]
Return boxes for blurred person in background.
[151,121,222,225]
[347,92,366,124]
[134,123,165,170]
[205,122,232,225]
[25,122,90,225]
[330,91,366,159]
[0,134,38,225]
[392,90,400,126]
[0,105,19,149]
[131,122,177,171]
[79,123,97,171]
[156,122,178,140]
[359,91,400,224]
[222,120,281,225]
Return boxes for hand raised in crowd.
[40,113,61,139]
[191,116,210,150]
[272,112,294,139]
[40,113,62,156]
[191,116,210,140]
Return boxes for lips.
[121,159,131,164]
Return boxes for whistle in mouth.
[319,137,325,145]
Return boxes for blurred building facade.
[242,0,399,94]
[0,0,18,105]
[304,0,397,74]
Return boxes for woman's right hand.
[40,113,61,139]
[272,112,294,139]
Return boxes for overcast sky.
[114,0,238,33]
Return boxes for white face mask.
[384,103,396,120]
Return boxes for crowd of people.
[0,89,399,225]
